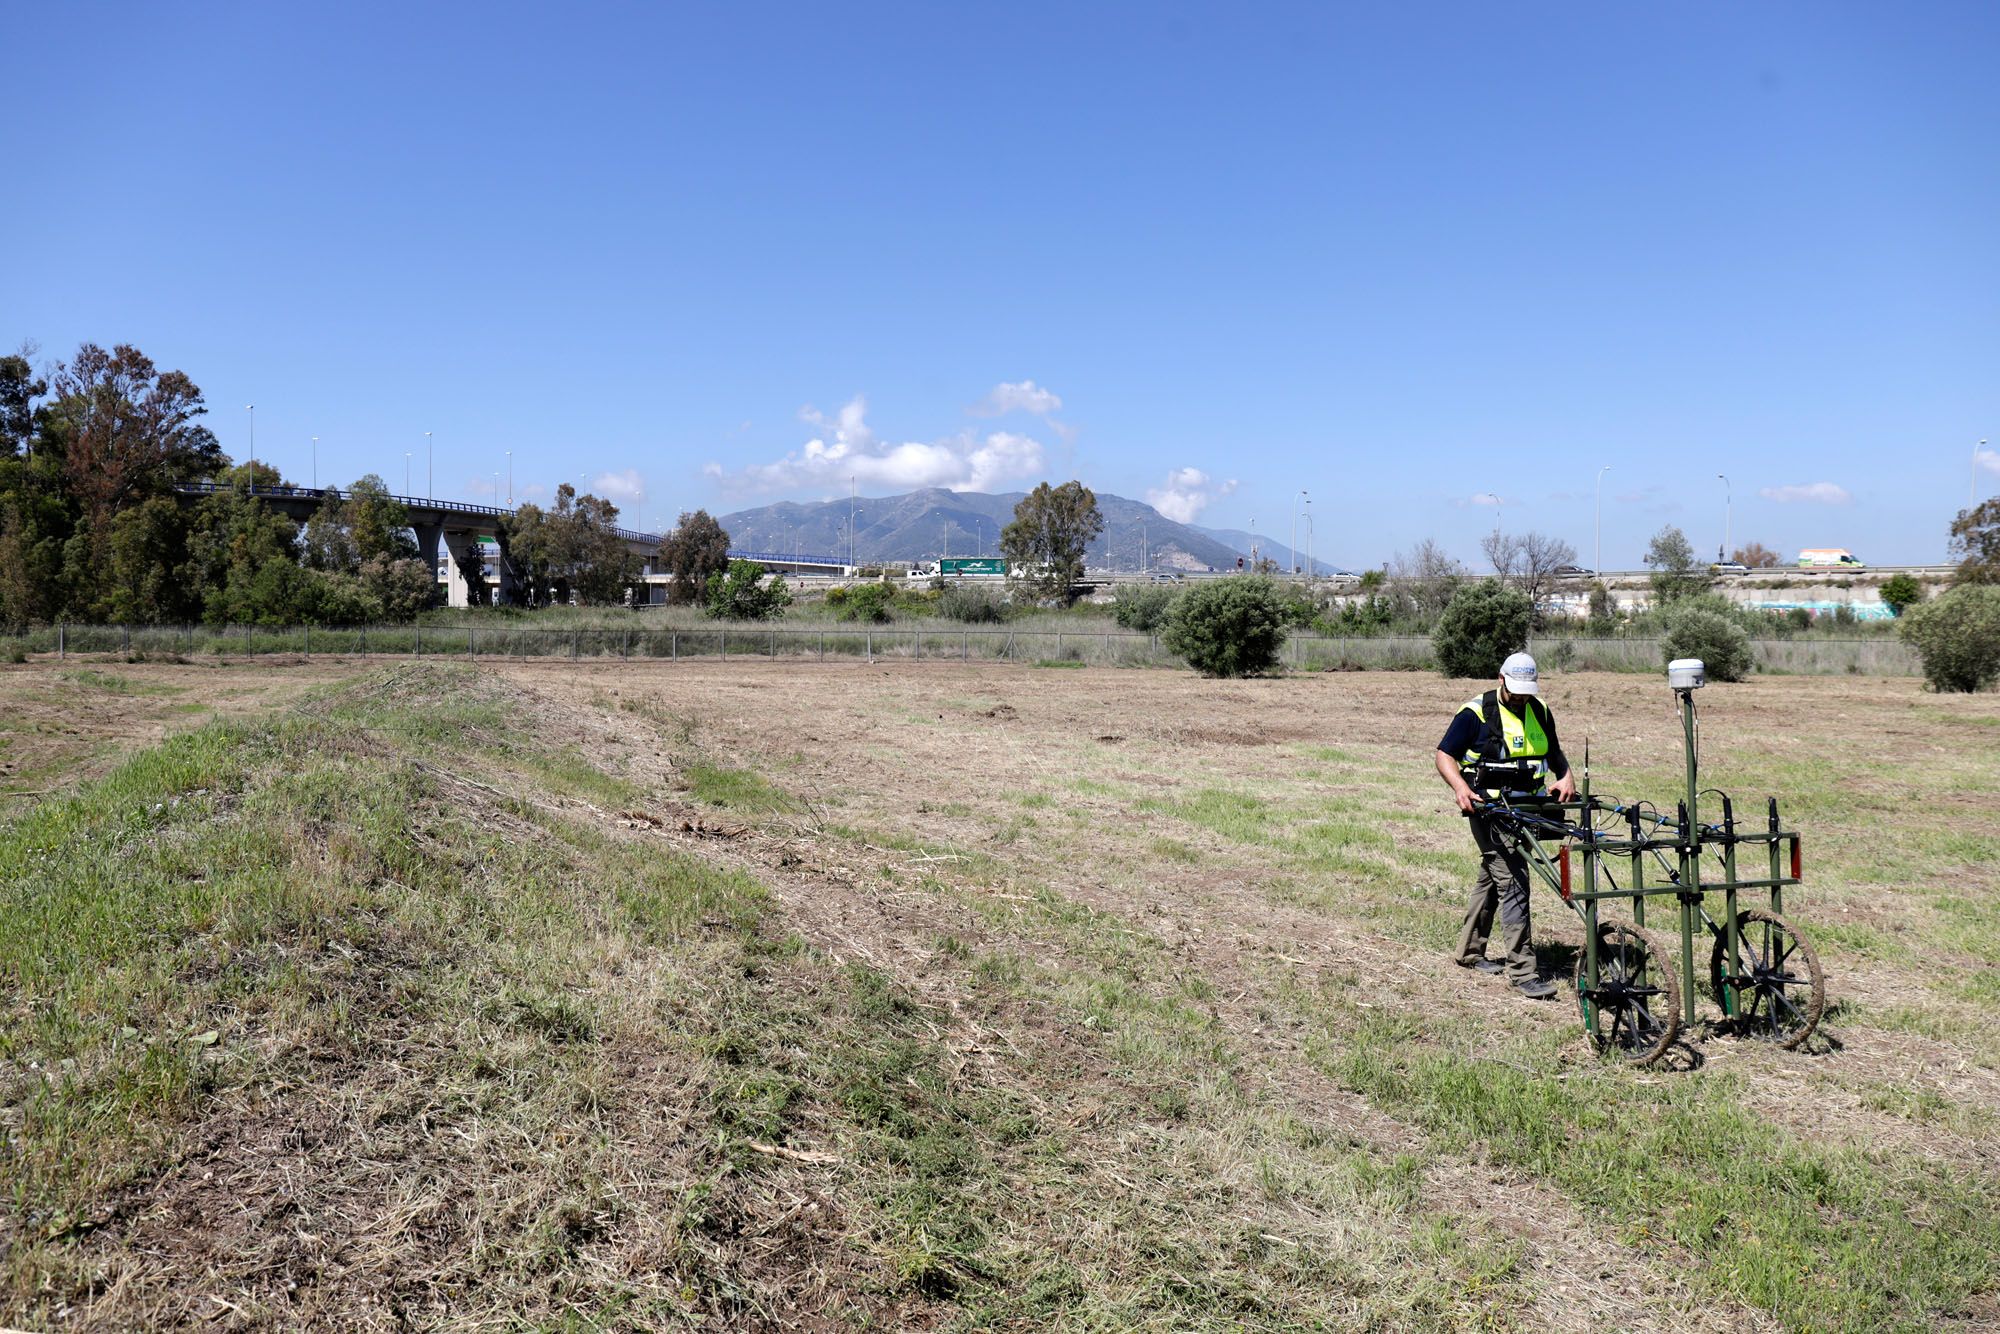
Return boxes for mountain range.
[711,488,1344,573]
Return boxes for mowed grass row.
[3,664,1547,1330]
[681,676,2000,1333]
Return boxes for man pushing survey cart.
[1434,655,1825,1067]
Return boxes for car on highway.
[1554,564,1593,577]
[1711,561,1750,576]
[1148,571,1184,583]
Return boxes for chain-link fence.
[1,622,1923,676]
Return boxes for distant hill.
[715,488,1249,571]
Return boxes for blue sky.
[7,2,1997,567]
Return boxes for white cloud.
[591,468,646,503]
[1759,481,1852,505]
[518,483,549,502]
[1467,493,1503,507]
[466,476,500,498]
[1977,447,2000,477]
[973,380,1063,418]
[707,394,1047,495]
[1146,467,1238,524]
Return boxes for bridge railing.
[724,550,850,567]
[170,481,661,545]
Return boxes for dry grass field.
[2,655,1998,1330]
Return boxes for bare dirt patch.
[0,659,367,804]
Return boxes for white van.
[1797,548,1864,569]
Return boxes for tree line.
[0,342,685,628]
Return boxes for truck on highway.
[1797,548,1864,569]
[911,557,1009,578]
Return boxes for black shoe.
[1515,977,1558,1000]
[1457,959,1504,975]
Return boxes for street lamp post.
[1595,465,1611,575]
[425,432,433,502]
[1717,474,1732,562]
[1978,439,1989,509]
[506,450,513,505]
[404,452,411,495]
[1291,490,1308,576]
[244,404,255,493]
[311,436,318,490]
[1305,502,1313,581]
[1478,493,1501,539]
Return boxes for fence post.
[303,624,309,658]
[963,630,969,661]
[721,628,727,657]
[359,625,367,656]
[123,625,131,654]
[622,629,630,660]
[414,623,421,657]
[1056,631,1063,660]
[671,631,678,660]
[571,629,579,660]
[469,625,476,659]
[818,629,824,660]
[865,630,872,659]
[769,630,776,658]
[58,623,64,659]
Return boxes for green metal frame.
[1474,688,1805,1034]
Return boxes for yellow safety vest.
[1456,690,1551,797]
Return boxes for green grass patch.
[686,760,792,812]
[1322,1014,2000,1330]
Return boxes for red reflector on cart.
[1791,838,1802,881]
[1559,845,1572,900]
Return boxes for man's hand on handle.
[1453,785,1478,815]
[1552,771,1577,802]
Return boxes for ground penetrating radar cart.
[1469,659,1826,1067]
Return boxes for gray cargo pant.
[1453,812,1537,983]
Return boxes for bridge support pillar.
[438,529,490,608]
[412,523,446,609]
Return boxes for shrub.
[1431,580,1532,680]
[1879,573,1925,617]
[1586,581,1615,623]
[704,560,792,620]
[1276,587,1319,628]
[838,582,897,623]
[1662,606,1754,682]
[1111,583,1179,632]
[1901,585,2000,692]
[1161,575,1288,677]
[938,583,1010,624]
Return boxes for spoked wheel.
[1575,923,1682,1067]
[1709,908,1825,1050]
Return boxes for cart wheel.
[1709,908,1824,1050]
[1575,922,1682,1067]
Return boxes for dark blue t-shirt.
[1437,693,1570,779]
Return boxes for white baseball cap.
[1500,651,1539,695]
